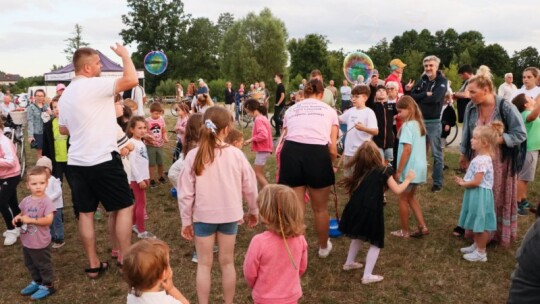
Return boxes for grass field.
[0,115,537,304]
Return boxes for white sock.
[345,239,363,265]
[363,245,381,279]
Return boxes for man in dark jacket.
[411,55,448,192]
[372,85,397,166]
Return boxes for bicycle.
[3,111,27,177]
[234,94,252,128]
[445,124,459,147]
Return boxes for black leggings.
[0,175,21,230]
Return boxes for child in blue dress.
[455,121,503,262]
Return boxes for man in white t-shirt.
[338,85,378,177]
[58,44,138,276]
[131,84,146,116]
[340,80,352,112]
[498,73,518,101]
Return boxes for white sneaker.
[460,243,477,254]
[4,228,19,246]
[137,231,157,239]
[318,239,333,258]
[463,250,487,262]
[132,225,140,234]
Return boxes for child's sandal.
[390,229,410,238]
[410,226,430,238]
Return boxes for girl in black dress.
[339,141,416,284]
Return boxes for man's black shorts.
[68,152,133,213]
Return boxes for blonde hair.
[472,121,504,157]
[468,65,495,93]
[124,98,138,111]
[193,107,232,176]
[396,95,426,136]
[258,184,305,237]
[123,239,170,297]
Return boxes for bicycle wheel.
[446,124,459,147]
[15,140,26,177]
[170,103,179,117]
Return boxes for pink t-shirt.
[243,231,308,304]
[283,98,339,145]
[175,116,188,143]
[146,116,166,147]
[19,196,55,249]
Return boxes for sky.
[1,0,539,78]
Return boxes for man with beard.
[411,55,448,192]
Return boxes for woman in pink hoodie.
[0,118,22,246]
[244,98,273,188]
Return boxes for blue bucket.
[170,187,177,198]
[329,218,342,238]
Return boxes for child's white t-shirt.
[339,107,378,156]
[127,291,181,304]
[129,139,150,183]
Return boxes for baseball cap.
[389,59,407,69]
[371,69,379,76]
[56,83,66,92]
[36,156,53,171]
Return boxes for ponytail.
[193,107,232,176]
[304,79,324,98]
[244,98,268,116]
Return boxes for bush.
[155,79,176,96]
[207,79,227,103]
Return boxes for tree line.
[3,0,539,101]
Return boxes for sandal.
[390,230,410,238]
[85,261,109,279]
[452,226,465,237]
[410,226,430,238]
[111,249,119,259]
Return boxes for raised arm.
[111,43,138,95]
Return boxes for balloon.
[144,51,168,75]
[343,52,374,84]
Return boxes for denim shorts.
[193,222,238,237]
[378,148,394,162]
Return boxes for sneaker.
[518,207,529,216]
[52,240,65,249]
[343,262,363,271]
[21,281,40,296]
[431,185,442,193]
[158,176,167,185]
[94,208,103,220]
[30,285,55,300]
[362,274,384,284]
[191,251,198,263]
[213,244,219,253]
[137,231,157,239]
[519,200,531,209]
[132,225,140,234]
[318,239,333,258]
[460,243,477,254]
[463,250,487,262]
[150,180,157,188]
[4,228,19,246]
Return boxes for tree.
[327,49,345,83]
[217,12,235,38]
[63,24,89,62]
[120,0,191,92]
[178,17,220,81]
[433,28,459,67]
[365,38,392,78]
[288,34,330,79]
[457,31,485,67]
[401,50,425,82]
[220,7,288,105]
[476,43,510,77]
[511,46,540,86]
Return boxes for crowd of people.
[1,44,540,303]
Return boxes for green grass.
[0,116,536,304]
